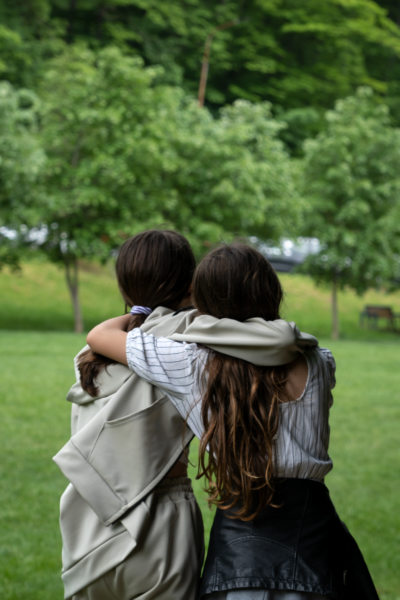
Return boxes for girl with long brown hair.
[54,229,205,600]
[87,243,379,600]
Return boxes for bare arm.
[86,314,131,365]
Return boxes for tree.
[33,43,300,331]
[0,81,45,269]
[4,0,399,111]
[36,45,176,332]
[301,87,400,339]
[4,1,400,155]
[43,1,400,110]
[146,98,302,253]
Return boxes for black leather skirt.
[200,479,379,600]
[206,592,326,599]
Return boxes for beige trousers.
[71,477,204,600]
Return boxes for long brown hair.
[79,230,195,396]
[193,243,288,520]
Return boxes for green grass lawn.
[1,333,398,599]
[0,260,399,599]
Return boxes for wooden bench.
[359,305,400,331]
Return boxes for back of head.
[80,229,195,396]
[193,243,282,321]
[117,229,195,311]
[193,244,287,521]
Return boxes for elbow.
[86,326,99,351]
[86,331,93,348]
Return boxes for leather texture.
[200,479,379,600]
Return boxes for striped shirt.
[126,329,336,481]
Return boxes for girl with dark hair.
[87,243,379,600]
[78,228,196,399]
[54,229,205,600]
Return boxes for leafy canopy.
[302,87,400,294]
[36,44,300,261]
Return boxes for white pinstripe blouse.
[126,329,336,481]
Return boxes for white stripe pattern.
[126,329,335,481]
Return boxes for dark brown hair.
[79,230,195,396]
[193,243,288,520]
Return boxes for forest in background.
[1,0,400,335]
[2,1,400,119]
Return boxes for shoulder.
[318,347,336,374]
[141,307,198,337]
[306,347,336,390]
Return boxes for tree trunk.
[331,274,339,340]
[198,32,213,107]
[198,20,238,106]
[65,256,84,333]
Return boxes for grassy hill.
[0,258,122,331]
[1,257,399,339]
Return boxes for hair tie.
[130,305,152,316]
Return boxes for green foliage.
[0,82,45,269]
[1,2,400,323]
[44,1,400,113]
[4,0,400,119]
[0,235,23,273]
[0,0,51,34]
[302,87,400,295]
[38,45,160,264]
[35,44,298,259]
[132,98,301,254]
[0,41,300,328]
[225,0,400,109]
[0,2,59,88]
[4,29,301,289]
[0,25,32,86]
[300,87,400,337]
[0,82,44,223]
[277,106,324,156]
